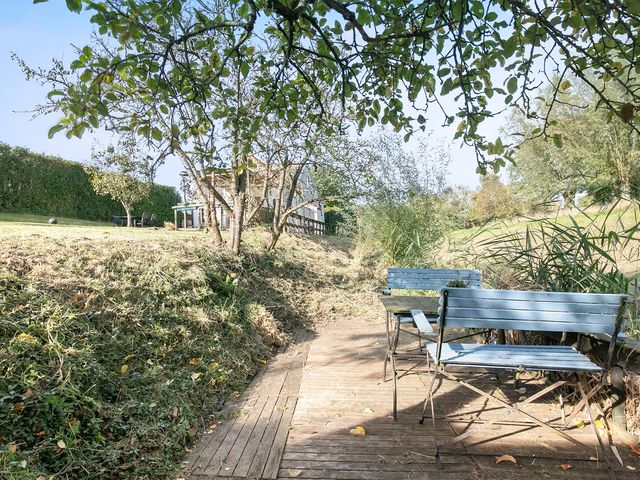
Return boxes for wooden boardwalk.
[186,306,640,479]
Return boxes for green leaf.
[506,77,518,94]
[33,0,49,3]
[240,62,250,78]
[80,69,93,82]
[65,0,82,13]
[552,135,563,148]
[48,124,65,139]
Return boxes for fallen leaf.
[24,389,34,398]
[518,396,527,401]
[37,430,46,437]
[287,469,302,477]
[172,406,179,418]
[120,364,129,374]
[258,359,268,365]
[594,418,606,430]
[188,358,199,366]
[8,444,17,454]
[13,402,25,413]
[57,440,66,449]
[495,454,517,464]
[19,460,27,468]
[191,372,201,381]
[589,456,598,461]
[514,387,527,394]
[574,418,585,429]
[363,408,374,414]
[627,466,637,471]
[349,426,366,436]
[560,463,572,470]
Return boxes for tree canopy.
[31,0,640,172]
[508,80,640,205]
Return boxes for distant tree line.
[0,143,180,222]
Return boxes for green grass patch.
[0,213,111,226]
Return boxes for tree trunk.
[203,200,224,247]
[125,206,132,227]
[267,230,283,251]
[229,168,247,255]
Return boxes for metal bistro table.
[379,295,440,420]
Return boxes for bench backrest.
[439,288,626,336]
[387,268,481,292]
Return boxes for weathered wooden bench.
[422,287,627,464]
[382,268,481,420]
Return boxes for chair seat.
[426,343,601,372]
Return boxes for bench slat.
[388,272,481,279]
[445,307,617,325]
[387,268,481,292]
[388,268,481,274]
[445,287,625,304]
[427,343,601,372]
[444,317,615,334]
[445,297,620,315]
[409,309,433,334]
[388,283,479,291]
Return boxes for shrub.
[0,143,180,222]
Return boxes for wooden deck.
[186,307,640,479]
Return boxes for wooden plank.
[427,343,601,371]
[447,297,620,314]
[388,268,481,275]
[281,451,473,465]
[207,393,270,476]
[276,464,474,479]
[444,316,615,334]
[263,394,298,479]
[194,395,260,475]
[445,287,626,304]
[245,394,289,478]
[446,306,617,325]
[187,394,260,474]
[409,309,433,333]
[231,393,280,477]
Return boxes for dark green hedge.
[0,143,180,223]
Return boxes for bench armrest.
[410,309,433,334]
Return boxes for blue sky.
[0,1,483,189]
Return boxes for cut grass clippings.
[0,225,366,479]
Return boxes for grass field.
[444,203,640,277]
[0,213,368,479]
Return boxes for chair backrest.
[439,287,627,336]
[387,268,481,292]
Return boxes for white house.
[172,164,325,232]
